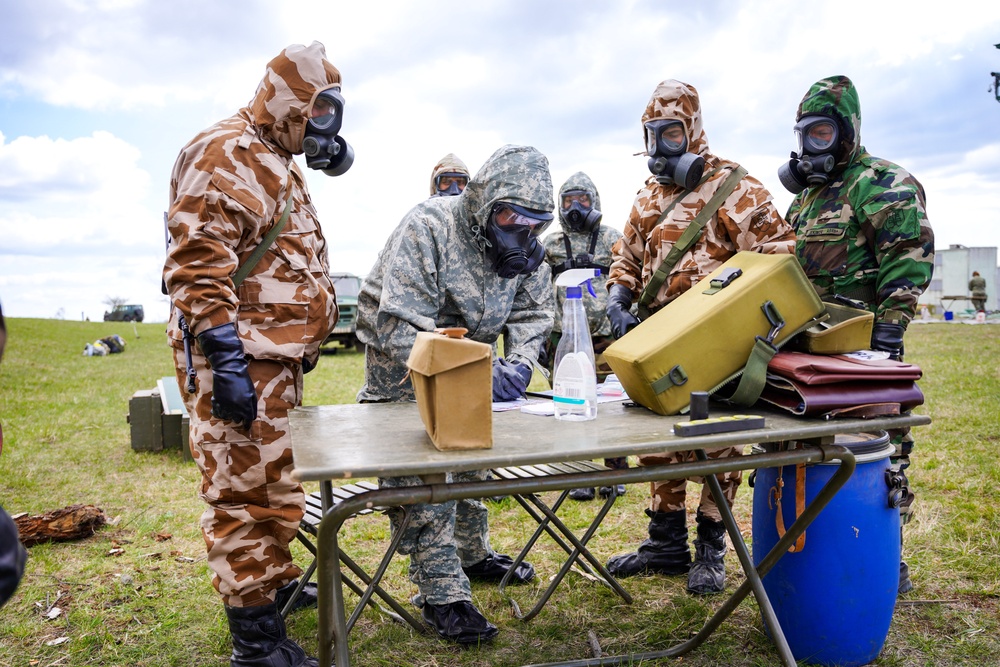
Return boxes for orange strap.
[768,463,807,553]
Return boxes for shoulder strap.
[232,193,294,289]
[637,166,746,319]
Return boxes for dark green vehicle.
[324,273,363,352]
[103,304,144,322]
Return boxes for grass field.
[0,318,997,666]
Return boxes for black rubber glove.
[492,358,532,401]
[607,283,640,339]
[871,322,905,360]
[197,323,258,428]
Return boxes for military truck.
[103,304,145,322]
[324,273,363,352]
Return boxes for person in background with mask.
[779,75,934,595]
[163,42,351,667]
[542,172,628,501]
[356,144,554,645]
[604,79,795,596]
[430,153,470,198]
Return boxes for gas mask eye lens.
[436,173,468,194]
[307,90,343,131]
[561,192,591,210]
[660,124,685,150]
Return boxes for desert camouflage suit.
[542,171,622,381]
[785,76,934,525]
[163,43,339,608]
[356,144,554,607]
[608,80,796,521]
[428,153,470,196]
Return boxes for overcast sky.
[1,0,998,322]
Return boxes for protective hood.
[429,153,470,196]
[795,75,862,171]
[461,144,554,243]
[641,79,710,158]
[557,171,602,232]
[246,41,342,156]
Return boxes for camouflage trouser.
[637,447,744,522]
[173,348,305,608]
[379,470,492,608]
[890,427,915,526]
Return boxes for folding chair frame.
[491,461,633,621]
[288,480,426,635]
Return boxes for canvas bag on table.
[604,252,827,415]
[406,328,493,451]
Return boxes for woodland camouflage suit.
[608,79,796,520]
[163,43,339,609]
[542,171,622,379]
[356,144,554,607]
[785,75,934,532]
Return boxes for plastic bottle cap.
[566,286,582,299]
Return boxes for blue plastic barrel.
[752,432,899,666]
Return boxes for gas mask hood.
[485,203,552,279]
[302,87,354,176]
[644,119,704,189]
[777,114,841,194]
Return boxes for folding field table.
[289,401,929,667]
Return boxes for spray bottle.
[552,268,600,421]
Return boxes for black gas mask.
[644,119,704,189]
[302,87,354,177]
[484,203,552,279]
[777,115,841,194]
[560,189,602,233]
[433,172,468,197]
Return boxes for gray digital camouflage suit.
[356,144,554,607]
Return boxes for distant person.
[429,153,470,197]
[1,300,29,608]
[604,79,795,596]
[356,144,554,645]
[778,75,934,594]
[542,172,628,501]
[970,271,987,312]
[163,42,350,667]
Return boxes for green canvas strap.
[231,194,294,289]
[637,165,746,320]
[727,300,785,406]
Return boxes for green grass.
[1,319,998,666]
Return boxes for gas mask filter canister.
[302,87,355,176]
[644,119,704,189]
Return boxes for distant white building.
[920,245,997,313]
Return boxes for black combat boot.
[599,457,628,498]
[606,509,691,578]
[421,599,499,645]
[569,486,596,501]
[687,511,727,595]
[225,602,318,667]
[463,552,535,584]
[274,579,318,615]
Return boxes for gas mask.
[777,115,840,194]
[432,172,468,197]
[302,87,354,177]
[484,203,553,279]
[560,190,602,233]
[644,119,704,189]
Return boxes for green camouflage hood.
[557,171,602,231]
[641,79,710,157]
[461,144,554,239]
[429,153,470,195]
[245,42,342,156]
[796,75,862,169]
